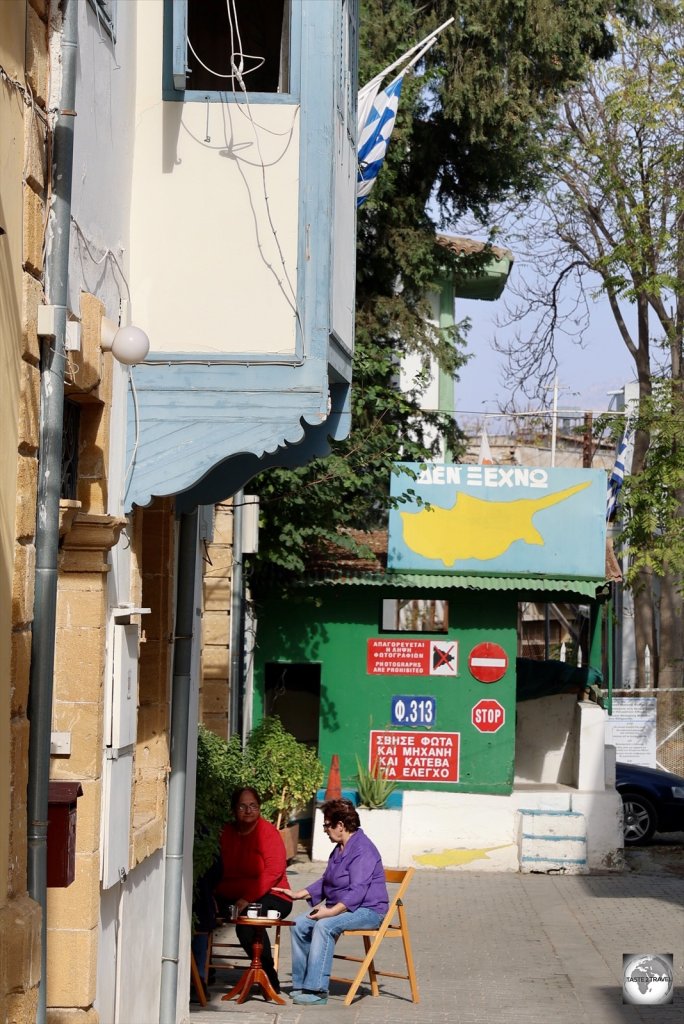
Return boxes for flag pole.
[400,35,439,76]
[361,17,454,93]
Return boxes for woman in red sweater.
[215,786,292,993]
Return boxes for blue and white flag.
[355,19,454,208]
[357,73,405,207]
[606,425,635,521]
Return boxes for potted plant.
[353,756,402,866]
[355,756,397,809]
[243,716,324,859]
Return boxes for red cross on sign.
[472,699,505,733]
[468,642,508,683]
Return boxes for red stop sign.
[472,699,505,733]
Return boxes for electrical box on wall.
[101,750,133,889]
[242,494,260,554]
[100,622,140,887]
[110,623,139,749]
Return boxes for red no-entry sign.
[468,642,508,683]
[472,699,505,733]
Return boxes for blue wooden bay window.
[128,0,358,511]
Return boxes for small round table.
[221,917,294,1005]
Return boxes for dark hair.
[322,798,360,833]
[231,786,261,815]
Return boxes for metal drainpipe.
[230,489,244,739]
[160,508,199,1024]
[26,3,78,1022]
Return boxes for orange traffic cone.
[324,754,342,800]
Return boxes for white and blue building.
[33,2,359,1022]
[125,0,358,511]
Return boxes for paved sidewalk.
[186,857,683,1024]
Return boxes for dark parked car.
[616,761,684,845]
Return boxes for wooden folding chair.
[190,951,207,1006]
[330,867,419,1005]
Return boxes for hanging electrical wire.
[185,1,301,323]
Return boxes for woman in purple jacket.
[274,798,388,1006]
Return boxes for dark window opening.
[265,662,320,843]
[60,400,81,500]
[264,662,320,749]
[381,599,449,633]
[187,0,289,94]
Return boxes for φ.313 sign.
[391,695,436,726]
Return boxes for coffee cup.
[246,903,262,918]
[266,910,281,920]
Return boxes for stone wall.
[1,1,48,1019]
[2,4,178,1017]
[131,498,175,866]
[199,503,233,739]
[45,320,175,1010]
[47,296,125,1012]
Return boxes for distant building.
[252,465,623,874]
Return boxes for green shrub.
[193,725,244,884]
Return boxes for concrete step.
[518,808,588,874]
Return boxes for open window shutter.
[172,0,188,90]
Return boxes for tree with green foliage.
[250,0,624,583]
[494,4,684,684]
[617,385,684,589]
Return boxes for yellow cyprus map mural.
[388,465,606,577]
[400,482,591,566]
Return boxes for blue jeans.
[291,907,383,993]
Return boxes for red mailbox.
[47,781,83,888]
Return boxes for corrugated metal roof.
[296,571,604,599]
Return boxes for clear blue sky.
[454,289,637,417]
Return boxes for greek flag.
[356,73,404,207]
[355,18,454,208]
[606,426,634,521]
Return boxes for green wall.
[253,586,518,795]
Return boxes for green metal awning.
[297,570,607,601]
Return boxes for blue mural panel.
[388,463,607,578]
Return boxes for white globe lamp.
[111,324,150,365]
[100,317,150,365]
